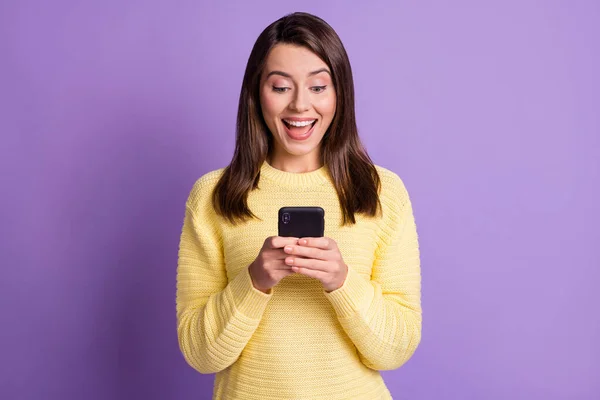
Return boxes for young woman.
[176,12,421,399]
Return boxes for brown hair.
[213,11,381,225]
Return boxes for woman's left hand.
[283,237,348,292]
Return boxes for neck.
[267,153,322,173]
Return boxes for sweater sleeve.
[324,174,422,370]
[176,178,272,374]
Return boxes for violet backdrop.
[1,1,598,399]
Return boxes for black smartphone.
[278,206,325,238]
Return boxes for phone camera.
[282,212,291,224]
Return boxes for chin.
[278,143,313,155]
[282,136,322,153]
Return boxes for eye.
[272,86,290,93]
[311,85,327,93]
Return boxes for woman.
[176,12,421,399]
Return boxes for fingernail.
[284,245,292,253]
[299,239,307,245]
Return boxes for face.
[259,44,337,167]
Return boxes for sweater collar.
[259,160,331,187]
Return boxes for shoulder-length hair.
[213,11,381,225]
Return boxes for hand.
[283,237,348,292]
[248,236,299,293]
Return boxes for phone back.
[278,206,325,238]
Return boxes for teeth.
[284,119,316,127]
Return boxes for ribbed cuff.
[226,267,272,320]
[323,266,375,319]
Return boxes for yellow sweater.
[176,160,422,399]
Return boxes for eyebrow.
[266,68,331,79]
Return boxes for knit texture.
[176,160,422,400]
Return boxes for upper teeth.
[284,119,316,127]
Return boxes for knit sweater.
[176,160,422,400]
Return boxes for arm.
[324,175,422,370]
[176,179,272,374]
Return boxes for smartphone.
[278,206,325,238]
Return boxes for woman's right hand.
[248,236,299,293]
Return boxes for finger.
[297,237,335,250]
[274,248,307,260]
[291,265,325,280]
[285,256,330,271]
[283,244,327,260]
[268,236,299,249]
[273,259,295,270]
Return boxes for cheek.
[316,93,337,120]
[260,91,285,119]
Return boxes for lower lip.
[283,121,316,141]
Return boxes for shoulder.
[185,167,227,210]
[374,164,410,205]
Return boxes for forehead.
[263,44,329,77]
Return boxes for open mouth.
[282,119,317,136]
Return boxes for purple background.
[1,1,598,399]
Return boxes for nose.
[288,88,310,112]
